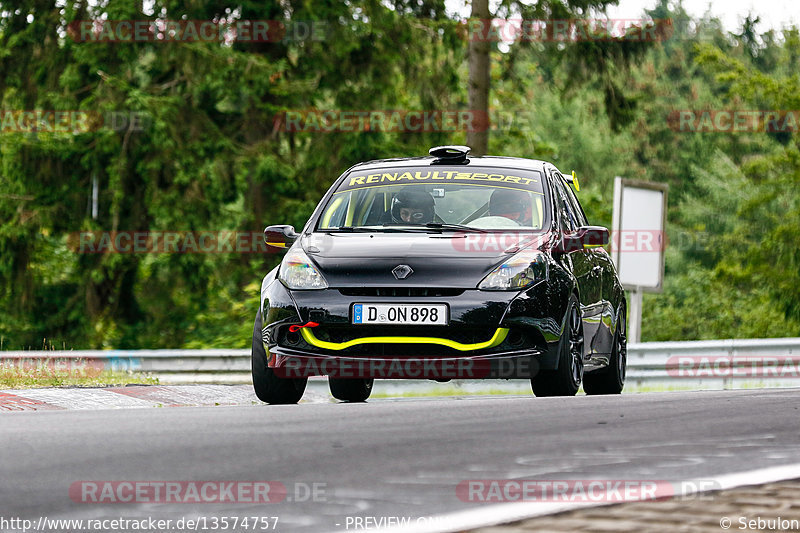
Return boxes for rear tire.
[329,378,374,402]
[252,310,307,404]
[531,295,584,397]
[583,306,627,395]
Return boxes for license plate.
[352,303,448,325]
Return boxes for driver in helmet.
[489,189,532,226]
[390,189,435,224]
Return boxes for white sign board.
[611,178,668,292]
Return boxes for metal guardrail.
[2,338,799,388]
[0,349,250,375]
[625,337,800,388]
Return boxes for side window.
[558,173,588,226]
[551,173,579,232]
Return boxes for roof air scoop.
[429,145,471,164]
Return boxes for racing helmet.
[390,189,435,224]
[489,189,532,224]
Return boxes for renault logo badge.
[392,265,413,280]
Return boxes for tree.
[0,0,465,349]
[466,0,655,155]
[467,0,490,155]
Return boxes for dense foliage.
[1,0,798,349]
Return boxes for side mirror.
[557,226,609,253]
[577,226,609,248]
[264,225,299,252]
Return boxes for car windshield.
[317,166,547,231]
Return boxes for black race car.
[253,146,627,403]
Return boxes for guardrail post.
[628,287,643,344]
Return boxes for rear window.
[317,167,547,231]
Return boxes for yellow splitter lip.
[352,302,448,326]
[300,327,509,352]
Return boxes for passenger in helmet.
[489,189,533,226]
[390,189,435,224]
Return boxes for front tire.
[583,305,627,395]
[252,310,307,404]
[531,295,584,397]
[329,378,373,402]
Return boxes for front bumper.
[260,277,567,377]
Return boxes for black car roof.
[347,155,553,174]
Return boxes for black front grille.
[338,287,464,297]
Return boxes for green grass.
[622,382,778,394]
[0,362,159,389]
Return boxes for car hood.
[301,232,549,288]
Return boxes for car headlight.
[279,247,328,290]
[478,249,548,290]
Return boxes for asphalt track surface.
[2,388,800,532]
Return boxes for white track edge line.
[369,462,800,533]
